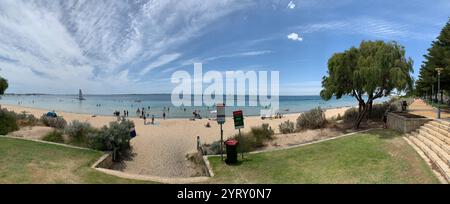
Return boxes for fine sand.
[1,103,351,178]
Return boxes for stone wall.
[92,152,113,169]
[387,112,431,133]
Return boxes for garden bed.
[387,112,431,133]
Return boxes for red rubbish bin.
[224,139,239,164]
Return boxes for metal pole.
[220,124,223,161]
[438,72,442,104]
[432,84,434,103]
[239,128,243,160]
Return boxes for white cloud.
[140,53,182,75]
[287,33,303,41]
[182,50,272,65]
[0,0,251,94]
[288,1,296,9]
[295,17,435,40]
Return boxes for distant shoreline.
[0,102,354,119]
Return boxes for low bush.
[0,108,18,135]
[202,124,275,155]
[296,107,327,130]
[279,120,295,134]
[40,114,67,129]
[16,111,39,127]
[97,119,135,160]
[42,130,64,143]
[235,123,274,153]
[343,108,359,123]
[65,120,94,145]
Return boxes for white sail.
[78,89,86,100]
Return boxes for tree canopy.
[415,19,450,100]
[321,40,413,128]
[0,76,8,95]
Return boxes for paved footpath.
[408,99,450,120]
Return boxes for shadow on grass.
[223,157,253,167]
[367,129,401,140]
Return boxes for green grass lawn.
[0,137,153,184]
[208,129,440,184]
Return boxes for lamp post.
[435,68,444,119]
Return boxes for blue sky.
[0,0,448,95]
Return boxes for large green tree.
[416,19,450,102]
[0,76,8,95]
[321,41,413,128]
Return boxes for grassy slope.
[208,129,439,184]
[0,137,153,184]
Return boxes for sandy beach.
[1,103,351,178]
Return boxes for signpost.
[216,103,226,161]
[233,110,245,159]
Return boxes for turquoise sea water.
[0,94,389,118]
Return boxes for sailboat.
[78,89,86,100]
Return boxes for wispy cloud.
[140,53,182,75]
[295,17,434,40]
[0,0,252,94]
[182,50,273,66]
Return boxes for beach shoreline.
[1,102,352,178]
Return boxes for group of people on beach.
[113,110,129,117]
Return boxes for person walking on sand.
[143,114,147,125]
[163,112,166,120]
[151,115,155,124]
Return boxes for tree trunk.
[354,104,369,129]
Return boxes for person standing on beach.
[151,115,155,124]
[143,114,147,125]
[126,110,129,117]
[163,112,166,120]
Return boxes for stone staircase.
[404,119,450,183]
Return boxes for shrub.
[0,108,18,135]
[235,123,274,153]
[86,130,106,150]
[279,120,295,134]
[343,108,359,123]
[16,111,39,127]
[368,104,388,121]
[97,119,135,160]
[203,140,224,155]
[336,113,343,121]
[296,107,327,130]
[42,130,64,143]
[65,120,94,145]
[202,124,275,155]
[40,114,67,129]
[250,123,274,145]
[234,133,255,154]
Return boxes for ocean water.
[0,94,389,118]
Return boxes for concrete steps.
[405,120,450,183]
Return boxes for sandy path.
[408,99,450,119]
[1,103,350,177]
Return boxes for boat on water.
[78,89,86,100]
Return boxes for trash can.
[224,139,239,164]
